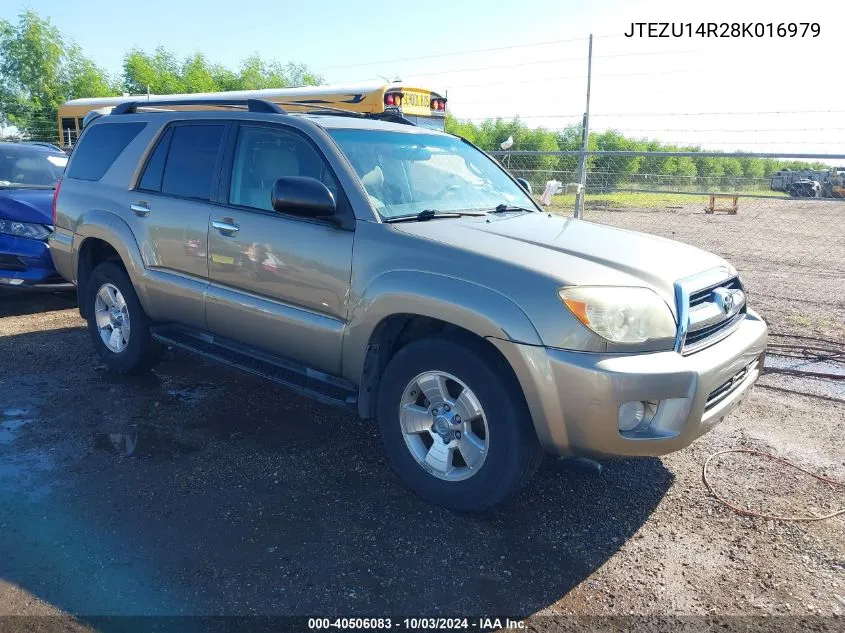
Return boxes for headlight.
[0,219,51,241]
[559,286,676,345]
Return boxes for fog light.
[0,277,24,286]
[618,401,646,432]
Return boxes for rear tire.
[85,261,162,375]
[377,336,543,511]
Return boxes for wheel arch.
[345,271,542,420]
[74,212,149,318]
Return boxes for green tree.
[590,130,641,191]
[458,117,559,186]
[554,123,582,179]
[441,115,831,194]
[445,114,481,144]
[181,53,217,93]
[673,156,698,188]
[61,44,119,99]
[694,155,725,189]
[123,47,185,94]
[0,10,116,138]
[122,48,323,95]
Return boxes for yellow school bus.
[58,82,448,145]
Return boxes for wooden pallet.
[706,194,738,214]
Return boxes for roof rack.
[272,102,416,126]
[110,98,285,115]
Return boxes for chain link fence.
[491,150,845,345]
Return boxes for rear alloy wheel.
[378,336,543,511]
[94,282,131,353]
[86,261,162,375]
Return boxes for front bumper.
[0,233,71,289]
[490,309,768,457]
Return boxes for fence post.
[575,137,587,219]
[574,33,593,219]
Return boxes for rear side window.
[159,125,225,200]
[66,122,146,181]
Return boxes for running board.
[150,326,357,411]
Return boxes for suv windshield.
[328,129,536,220]
[0,144,67,189]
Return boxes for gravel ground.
[1,201,844,629]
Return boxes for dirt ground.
[1,200,844,630]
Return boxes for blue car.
[0,142,72,289]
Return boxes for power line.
[591,127,845,133]
[319,36,590,71]
[336,49,700,84]
[592,109,845,118]
[445,67,718,91]
[455,110,845,118]
[590,140,845,146]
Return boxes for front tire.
[86,261,162,375]
[377,336,543,511]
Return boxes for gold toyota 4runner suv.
[49,97,767,510]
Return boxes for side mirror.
[271,177,336,218]
[516,177,532,195]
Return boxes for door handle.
[212,219,240,234]
[130,202,150,217]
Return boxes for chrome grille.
[689,276,743,308]
[675,271,747,355]
[685,311,745,350]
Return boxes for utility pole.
[574,33,593,219]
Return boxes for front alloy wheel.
[399,371,489,482]
[377,336,543,511]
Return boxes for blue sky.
[9,0,588,78]
[3,0,842,152]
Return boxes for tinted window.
[229,126,338,211]
[138,127,173,192]
[66,122,146,181]
[161,124,224,200]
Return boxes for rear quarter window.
[66,122,146,181]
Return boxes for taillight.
[52,179,62,226]
[386,94,395,106]
[431,99,439,110]
[439,100,446,110]
[394,95,402,106]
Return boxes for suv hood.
[0,188,54,224]
[392,212,729,315]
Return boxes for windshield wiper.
[383,209,486,223]
[490,203,535,214]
